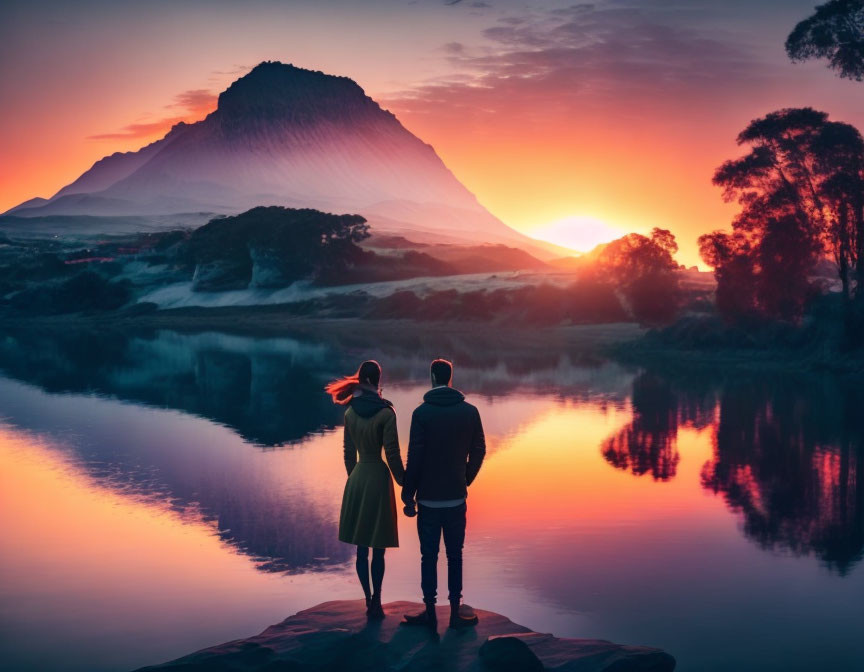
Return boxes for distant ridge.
[8,61,567,259]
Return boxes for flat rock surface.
[134,600,675,672]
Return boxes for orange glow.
[393,109,743,268]
[468,403,726,528]
[3,2,864,273]
[528,215,631,253]
[0,97,736,267]
[0,419,357,662]
[0,428,264,594]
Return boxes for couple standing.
[325,358,486,630]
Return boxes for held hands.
[403,501,417,517]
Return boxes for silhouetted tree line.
[693,2,864,340]
[700,108,864,326]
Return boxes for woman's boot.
[369,594,385,620]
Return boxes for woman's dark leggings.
[356,546,385,599]
[357,546,385,598]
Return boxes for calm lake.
[0,325,861,671]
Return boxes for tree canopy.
[189,206,369,290]
[702,108,864,323]
[786,0,864,80]
[594,228,681,326]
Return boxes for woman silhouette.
[325,360,404,619]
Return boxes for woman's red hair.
[325,360,382,405]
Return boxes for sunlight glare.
[529,215,629,253]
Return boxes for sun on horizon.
[527,215,633,255]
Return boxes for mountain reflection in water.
[0,327,862,574]
[0,326,633,575]
[1,325,863,672]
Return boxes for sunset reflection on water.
[0,329,862,672]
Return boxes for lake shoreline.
[6,305,864,374]
[610,339,864,375]
[0,308,645,349]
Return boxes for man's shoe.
[449,602,478,629]
[368,595,385,620]
[402,603,437,629]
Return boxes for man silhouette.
[401,359,486,629]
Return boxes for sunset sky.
[1,0,862,266]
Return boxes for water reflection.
[1,326,863,671]
[702,376,864,575]
[602,373,683,481]
[0,326,631,447]
[601,366,864,574]
[0,375,350,573]
[0,326,632,576]
[0,328,342,446]
[1,326,863,575]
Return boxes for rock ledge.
[134,600,675,671]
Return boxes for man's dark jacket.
[402,386,486,503]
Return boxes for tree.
[189,206,369,291]
[786,0,864,81]
[704,108,864,322]
[595,228,681,326]
[698,231,759,319]
[812,121,864,301]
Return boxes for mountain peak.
[216,61,382,128]
[5,61,561,259]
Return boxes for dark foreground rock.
[134,600,675,672]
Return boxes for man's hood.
[423,386,465,406]
[349,390,394,418]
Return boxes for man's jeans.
[417,502,466,604]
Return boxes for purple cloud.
[384,3,776,123]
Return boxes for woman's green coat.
[338,391,405,549]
